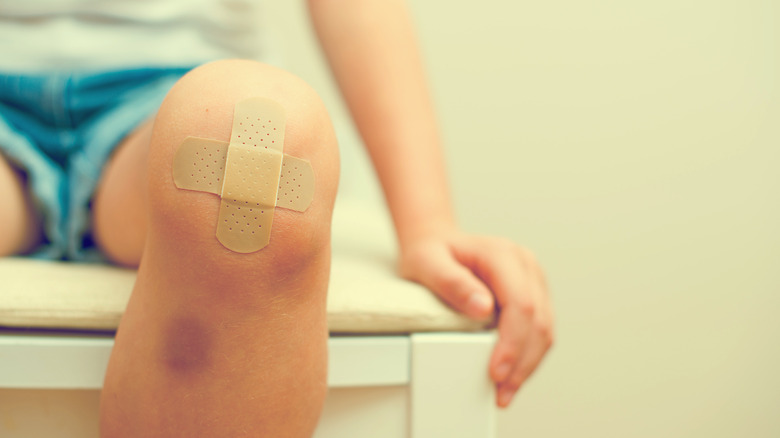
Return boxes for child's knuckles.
[506,367,526,390]
[497,334,523,364]
[486,236,518,254]
[534,318,554,343]
[512,297,537,319]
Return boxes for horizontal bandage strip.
[173,137,314,209]
[171,98,315,253]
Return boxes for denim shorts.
[0,67,193,261]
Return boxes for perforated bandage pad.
[171,98,315,253]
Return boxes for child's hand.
[399,232,554,408]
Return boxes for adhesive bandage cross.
[172,98,315,253]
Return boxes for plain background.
[267,1,779,436]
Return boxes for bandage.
[171,98,315,253]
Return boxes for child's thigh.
[91,119,155,267]
[0,154,41,256]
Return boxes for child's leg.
[0,155,42,256]
[91,119,153,267]
[98,60,339,437]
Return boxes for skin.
[0,0,554,414]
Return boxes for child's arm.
[308,0,554,407]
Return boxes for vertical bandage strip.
[171,98,315,253]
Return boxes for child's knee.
[144,60,339,278]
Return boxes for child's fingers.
[497,295,554,407]
[489,296,534,384]
[495,252,554,407]
[455,238,552,407]
[400,242,494,320]
[455,240,531,367]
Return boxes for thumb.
[402,243,494,320]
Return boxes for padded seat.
[0,199,486,333]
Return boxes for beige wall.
[1,2,776,437]
[269,1,780,437]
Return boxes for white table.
[0,201,497,437]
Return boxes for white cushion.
[0,200,487,333]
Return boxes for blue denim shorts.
[0,67,193,261]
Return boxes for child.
[0,1,553,435]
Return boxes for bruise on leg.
[162,316,214,374]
